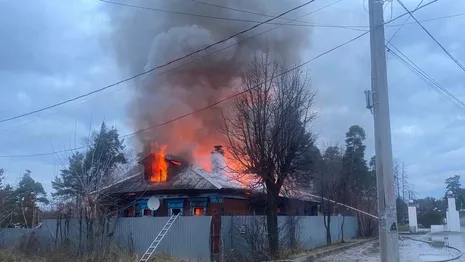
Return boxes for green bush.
[418,210,443,228]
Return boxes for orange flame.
[151,145,168,182]
[149,141,254,186]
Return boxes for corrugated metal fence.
[0,217,212,261]
[0,216,358,261]
[113,217,211,260]
[221,216,358,260]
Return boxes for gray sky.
[0,0,464,199]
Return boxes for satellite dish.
[147,197,160,211]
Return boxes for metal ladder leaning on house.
[139,212,181,262]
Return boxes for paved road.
[316,232,465,262]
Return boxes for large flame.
[150,139,255,186]
[149,141,254,186]
[151,144,168,182]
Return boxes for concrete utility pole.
[368,0,400,261]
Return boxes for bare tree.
[222,51,315,258]
[315,145,346,245]
[393,158,415,224]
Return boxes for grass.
[0,249,186,262]
[279,239,360,260]
[397,224,410,233]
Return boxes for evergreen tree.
[0,169,17,227]
[15,170,49,227]
[445,175,464,210]
[52,122,127,199]
[342,125,377,237]
[342,125,371,199]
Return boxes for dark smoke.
[105,0,312,165]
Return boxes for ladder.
[139,213,180,262]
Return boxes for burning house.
[102,145,319,218]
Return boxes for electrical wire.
[0,31,368,159]
[100,0,320,27]
[386,0,424,44]
[388,46,465,109]
[396,0,465,72]
[0,0,317,125]
[109,0,463,30]
[0,0,439,158]
[386,44,465,111]
[0,0,440,127]
[188,0,344,27]
[1,0,346,135]
[1,0,457,126]
[103,0,367,31]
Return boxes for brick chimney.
[211,145,226,174]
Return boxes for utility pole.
[368,0,400,261]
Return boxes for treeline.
[303,125,415,244]
[0,122,128,229]
[413,175,465,228]
[0,169,49,228]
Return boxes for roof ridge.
[90,172,141,194]
[191,166,223,189]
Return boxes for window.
[143,209,152,216]
[170,208,182,216]
[189,198,207,216]
[126,207,134,217]
[210,196,224,203]
[193,207,205,216]
[167,200,184,216]
[135,203,141,217]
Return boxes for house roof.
[97,161,318,204]
[98,164,247,195]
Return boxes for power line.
[0,3,457,127]
[105,0,462,31]
[0,31,369,159]
[188,0,288,19]
[389,44,465,109]
[0,84,129,133]
[396,0,465,72]
[386,0,424,44]
[1,1,340,134]
[103,0,367,31]
[387,44,465,111]
[101,0,322,27]
[1,2,343,136]
[401,12,465,25]
[308,12,465,29]
[317,12,465,29]
[0,0,317,125]
[388,47,457,107]
[187,0,342,26]
[0,0,439,158]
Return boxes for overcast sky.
[0,0,464,199]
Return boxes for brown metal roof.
[100,164,247,195]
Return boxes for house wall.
[119,195,251,217]
[221,198,250,215]
[118,194,318,218]
[283,199,319,216]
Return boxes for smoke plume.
[105,0,312,167]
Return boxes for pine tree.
[52,122,127,199]
[15,170,49,227]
